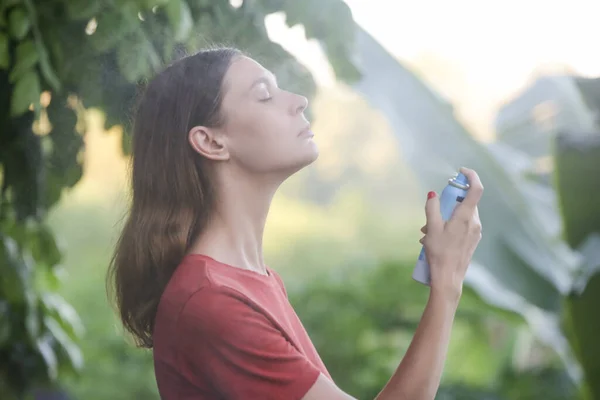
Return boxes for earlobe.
[188,126,229,161]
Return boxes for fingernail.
[427,191,436,199]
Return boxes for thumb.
[425,191,443,233]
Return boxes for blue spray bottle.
[412,172,470,286]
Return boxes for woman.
[108,47,483,400]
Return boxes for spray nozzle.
[448,172,470,189]
[454,172,469,186]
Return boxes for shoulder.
[179,285,251,327]
[176,285,281,350]
[161,254,254,304]
[165,255,289,339]
[173,287,326,400]
[162,254,213,298]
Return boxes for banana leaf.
[348,25,585,381]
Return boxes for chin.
[279,145,319,179]
[301,142,320,167]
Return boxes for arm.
[373,167,483,400]
[304,167,484,400]
[302,289,459,400]
[373,290,458,400]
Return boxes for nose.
[290,93,308,115]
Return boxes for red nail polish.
[427,191,436,199]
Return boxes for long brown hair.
[107,48,241,348]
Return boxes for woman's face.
[189,56,318,180]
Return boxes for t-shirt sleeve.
[176,287,321,400]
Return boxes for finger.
[457,203,481,224]
[458,167,484,210]
[420,225,427,234]
[425,191,443,233]
[474,206,482,233]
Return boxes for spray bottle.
[412,172,470,285]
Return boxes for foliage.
[0,0,359,396]
[47,197,159,399]
[62,277,158,400]
[555,132,600,400]
[0,216,83,399]
[44,181,582,400]
[346,24,600,393]
[289,258,578,400]
[436,366,577,399]
[554,133,600,250]
[2,0,597,399]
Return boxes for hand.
[420,167,484,302]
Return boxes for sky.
[264,0,600,141]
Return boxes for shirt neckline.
[185,253,276,282]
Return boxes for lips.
[298,125,313,137]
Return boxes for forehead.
[222,56,273,98]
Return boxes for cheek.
[235,107,291,149]
[226,125,280,169]
[226,106,306,171]
[235,128,292,164]
[255,107,289,137]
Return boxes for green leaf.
[10,69,40,116]
[564,272,600,400]
[42,293,84,339]
[66,0,103,20]
[0,234,28,304]
[34,36,61,92]
[0,0,20,11]
[499,365,578,399]
[437,384,504,400]
[25,289,40,340]
[8,7,30,40]
[554,133,600,249]
[348,25,583,378]
[2,114,44,219]
[116,34,152,83]
[0,32,9,69]
[36,336,58,381]
[44,316,84,371]
[45,94,84,207]
[554,134,600,398]
[141,0,170,8]
[256,0,361,82]
[0,1,6,26]
[0,301,11,346]
[0,0,21,28]
[8,39,39,83]
[90,9,136,52]
[30,224,62,268]
[164,0,193,42]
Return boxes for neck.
[190,168,281,275]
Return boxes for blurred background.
[1,0,599,399]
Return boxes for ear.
[188,126,229,161]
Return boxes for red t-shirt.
[153,254,332,399]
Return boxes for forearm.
[374,289,459,400]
